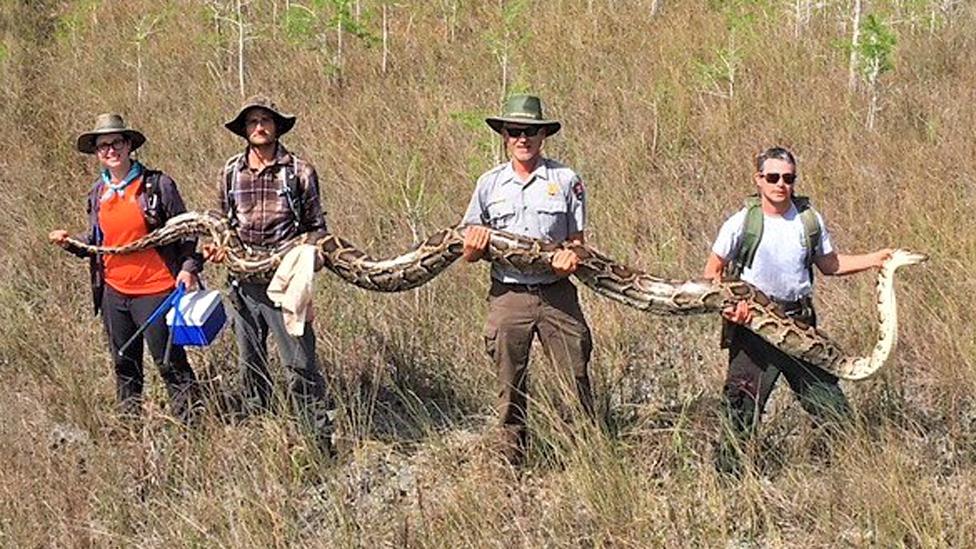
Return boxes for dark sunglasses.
[95,138,128,154]
[503,126,542,138]
[95,139,128,154]
[762,172,797,185]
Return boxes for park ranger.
[462,94,593,466]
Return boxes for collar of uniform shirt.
[502,158,550,185]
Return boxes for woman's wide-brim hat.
[485,94,561,136]
[225,95,296,138]
[76,113,146,154]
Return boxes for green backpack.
[726,195,822,280]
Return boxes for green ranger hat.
[76,113,147,155]
[485,94,561,136]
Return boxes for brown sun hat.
[224,95,296,138]
[485,94,561,136]
[76,113,147,155]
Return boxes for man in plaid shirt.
[206,95,333,457]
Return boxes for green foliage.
[328,0,378,46]
[483,0,531,79]
[694,46,739,99]
[282,1,378,48]
[858,14,897,79]
[53,0,100,43]
[707,0,770,38]
[283,5,318,44]
[450,110,495,177]
[449,109,487,132]
[0,42,8,65]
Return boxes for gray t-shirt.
[462,158,586,285]
[711,204,834,301]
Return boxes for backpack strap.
[279,154,303,229]
[142,169,164,230]
[793,195,822,275]
[728,195,763,278]
[89,177,105,246]
[728,194,822,279]
[223,153,244,229]
[224,152,304,230]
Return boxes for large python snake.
[63,211,926,381]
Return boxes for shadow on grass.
[328,327,487,445]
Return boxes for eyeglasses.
[762,172,797,185]
[95,138,128,154]
[503,126,542,138]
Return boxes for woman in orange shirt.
[49,114,201,423]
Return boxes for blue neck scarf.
[99,161,143,202]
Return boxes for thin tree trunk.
[136,41,144,103]
[382,4,389,73]
[237,0,246,98]
[848,0,862,91]
[500,49,508,103]
[336,17,343,71]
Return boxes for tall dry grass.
[1,0,974,546]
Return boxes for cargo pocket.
[486,200,516,230]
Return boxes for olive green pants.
[483,278,594,463]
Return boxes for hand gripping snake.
[63,211,926,381]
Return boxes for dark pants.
[718,305,851,471]
[483,278,594,464]
[101,286,199,422]
[230,281,332,452]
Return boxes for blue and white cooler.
[166,290,227,346]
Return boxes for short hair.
[755,147,796,172]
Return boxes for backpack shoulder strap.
[141,169,164,229]
[281,153,303,228]
[728,195,763,278]
[223,153,244,227]
[89,177,104,244]
[793,195,822,269]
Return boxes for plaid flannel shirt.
[219,143,328,249]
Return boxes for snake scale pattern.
[63,211,926,381]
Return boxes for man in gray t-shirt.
[462,95,592,466]
[703,146,891,473]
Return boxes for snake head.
[888,249,928,268]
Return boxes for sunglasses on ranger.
[503,126,542,138]
[762,172,797,185]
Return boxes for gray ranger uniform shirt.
[462,158,586,285]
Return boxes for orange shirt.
[98,177,176,295]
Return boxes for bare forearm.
[818,249,890,276]
[831,254,879,276]
[703,253,725,281]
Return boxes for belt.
[492,278,566,294]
